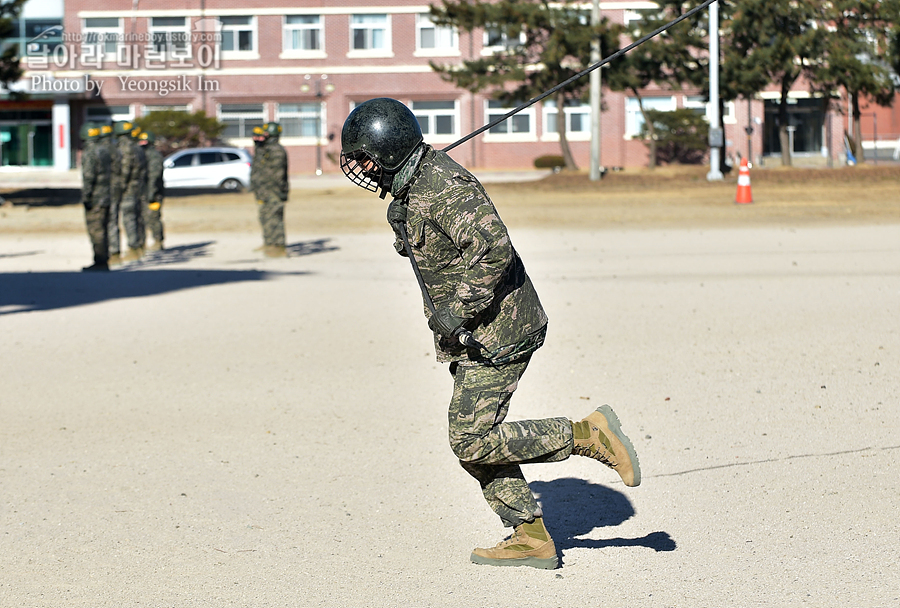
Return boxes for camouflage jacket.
[80,139,112,209]
[144,146,165,203]
[250,139,289,203]
[397,146,548,363]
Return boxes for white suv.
[163,147,252,191]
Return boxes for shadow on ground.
[531,477,676,562]
[0,265,309,316]
[0,188,81,207]
[287,238,339,257]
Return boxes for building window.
[543,99,591,140]
[350,14,390,54]
[416,14,457,54]
[485,100,535,139]
[219,16,256,55]
[482,27,525,55]
[143,104,190,115]
[83,17,122,58]
[284,15,323,53]
[277,103,322,138]
[684,95,736,125]
[412,100,458,140]
[150,17,190,58]
[219,103,265,139]
[625,96,676,138]
[86,105,133,125]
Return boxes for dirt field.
[2,164,899,234]
[2,165,899,607]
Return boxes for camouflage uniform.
[107,130,123,257]
[120,132,147,251]
[142,142,165,247]
[397,146,573,528]
[250,136,289,247]
[80,129,113,267]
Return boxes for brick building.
[8,0,898,172]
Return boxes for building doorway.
[763,98,826,158]
[0,106,54,167]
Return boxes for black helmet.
[340,98,423,196]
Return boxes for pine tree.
[0,0,27,89]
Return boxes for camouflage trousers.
[257,198,285,247]
[107,198,120,255]
[143,199,164,244]
[84,200,110,264]
[448,358,573,528]
[121,196,144,249]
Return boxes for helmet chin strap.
[378,173,393,199]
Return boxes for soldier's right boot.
[108,253,122,266]
[263,245,287,258]
[470,517,558,569]
[121,247,143,262]
[572,405,641,487]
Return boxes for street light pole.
[707,0,723,181]
[589,0,602,181]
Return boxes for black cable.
[442,0,718,152]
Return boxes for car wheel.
[220,178,243,191]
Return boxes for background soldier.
[250,122,289,257]
[79,122,112,272]
[129,126,148,253]
[139,130,165,251]
[106,122,123,265]
[110,120,145,263]
[340,98,641,570]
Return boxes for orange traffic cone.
[735,157,753,204]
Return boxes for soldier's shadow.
[286,238,339,257]
[531,478,676,559]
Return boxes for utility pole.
[589,0,602,181]
[707,0,723,181]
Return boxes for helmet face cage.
[339,149,383,193]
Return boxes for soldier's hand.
[428,307,467,339]
[386,197,408,229]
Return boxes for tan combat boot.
[572,404,641,487]
[263,245,287,258]
[146,240,164,252]
[470,517,558,569]
[121,247,143,262]
[108,253,122,266]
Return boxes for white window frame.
[415,14,458,57]
[411,100,459,143]
[282,14,325,58]
[218,103,266,141]
[82,17,122,60]
[276,102,324,141]
[625,96,676,139]
[348,14,392,58]
[149,16,191,60]
[481,27,526,56]
[542,99,591,142]
[483,100,536,142]
[218,16,258,59]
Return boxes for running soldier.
[138,131,165,251]
[340,98,641,570]
[79,122,112,272]
[250,122,289,257]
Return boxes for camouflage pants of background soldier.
[448,357,573,528]
[85,201,110,264]
[107,198,121,256]
[257,198,285,247]
[121,196,144,250]
[143,200,164,245]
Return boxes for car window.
[198,152,221,165]
[172,153,195,167]
[222,152,242,162]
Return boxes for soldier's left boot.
[263,245,287,258]
[82,261,110,272]
[121,247,144,262]
[572,405,641,487]
[146,240,164,252]
[470,517,558,569]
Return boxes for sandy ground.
[2,172,900,607]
